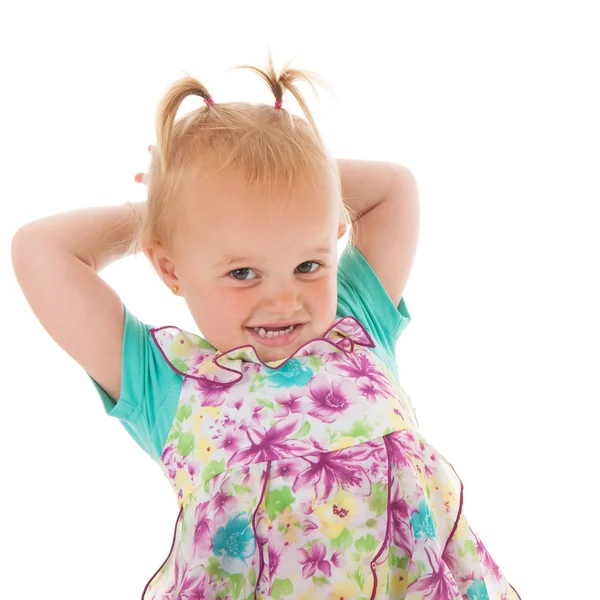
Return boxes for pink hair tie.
[274,99,283,109]
[204,95,214,106]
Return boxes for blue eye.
[228,261,322,281]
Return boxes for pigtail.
[155,75,214,173]
[234,54,331,147]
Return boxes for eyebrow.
[215,246,333,268]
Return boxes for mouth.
[246,323,305,347]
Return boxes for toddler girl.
[11,56,521,600]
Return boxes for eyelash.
[227,261,323,282]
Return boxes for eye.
[227,262,322,281]
[296,261,321,274]
[228,268,257,281]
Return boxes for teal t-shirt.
[88,244,411,461]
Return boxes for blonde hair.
[128,54,356,257]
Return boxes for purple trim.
[149,314,376,384]
[442,460,464,556]
[369,437,394,600]
[252,461,271,599]
[149,326,199,379]
[140,504,184,600]
[510,583,523,600]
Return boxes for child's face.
[165,166,342,363]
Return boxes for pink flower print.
[191,374,232,407]
[210,488,238,529]
[273,389,307,418]
[192,501,214,560]
[273,459,302,481]
[162,443,186,480]
[406,544,461,600]
[474,529,502,582]
[305,374,354,423]
[293,445,375,501]
[331,551,342,568]
[227,415,312,467]
[187,348,215,375]
[356,376,388,404]
[301,520,318,535]
[252,404,264,424]
[297,543,331,578]
[384,430,420,468]
[217,429,242,456]
[388,481,415,558]
[162,552,208,599]
[327,350,394,395]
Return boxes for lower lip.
[246,323,304,347]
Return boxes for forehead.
[176,168,341,262]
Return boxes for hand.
[134,145,153,185]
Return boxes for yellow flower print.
[175,467,195,500]
[332,577,361,599]
[169,335,196,357]
[313,489,357,540]
[195,435,216,464]
[189,407,221,436]
[278,506,303,545]
[329,435,356,452]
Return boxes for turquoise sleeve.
[86,303,182,461]
[336,243,411,381]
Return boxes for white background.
[2,1,599,598]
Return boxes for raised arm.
[337,159,421,307]
[10,202,146,402]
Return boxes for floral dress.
[139,315,522,600]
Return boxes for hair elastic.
[274,99,283,109]
[203,95,214,106]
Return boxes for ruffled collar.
[150,315,375,386]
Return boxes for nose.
[260,280,303,315]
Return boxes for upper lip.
[247,321,305,328]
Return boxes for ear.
[144,241,181,294]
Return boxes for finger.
[134,173,147,184]
[147,145,153,152]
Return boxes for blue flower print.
[466,578,490,600]
[212,512,256,574]
[411,497,437,540]
[265,358,313,388]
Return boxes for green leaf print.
[343,419,374,439]
[272,578,293,599]
[230,573,244,599]
[406,560,426,586]
[171,358,189,373]
[167,422,182,443]
[307,355,324,371]
[298,419,311,436]
[355,534,378,553]
[232,483,252,495]
[177,432,195,457]
[365,518,377,528]
[312,575,328,585]
[351,567,365,591]
[458,539,477,558]
[257,398,275,410]
[202,459,225,492]
[266,486,294,520]
[369,483,388,517]
[175,403,192,422]
[331,527,353,550]
[248,567,257,587]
